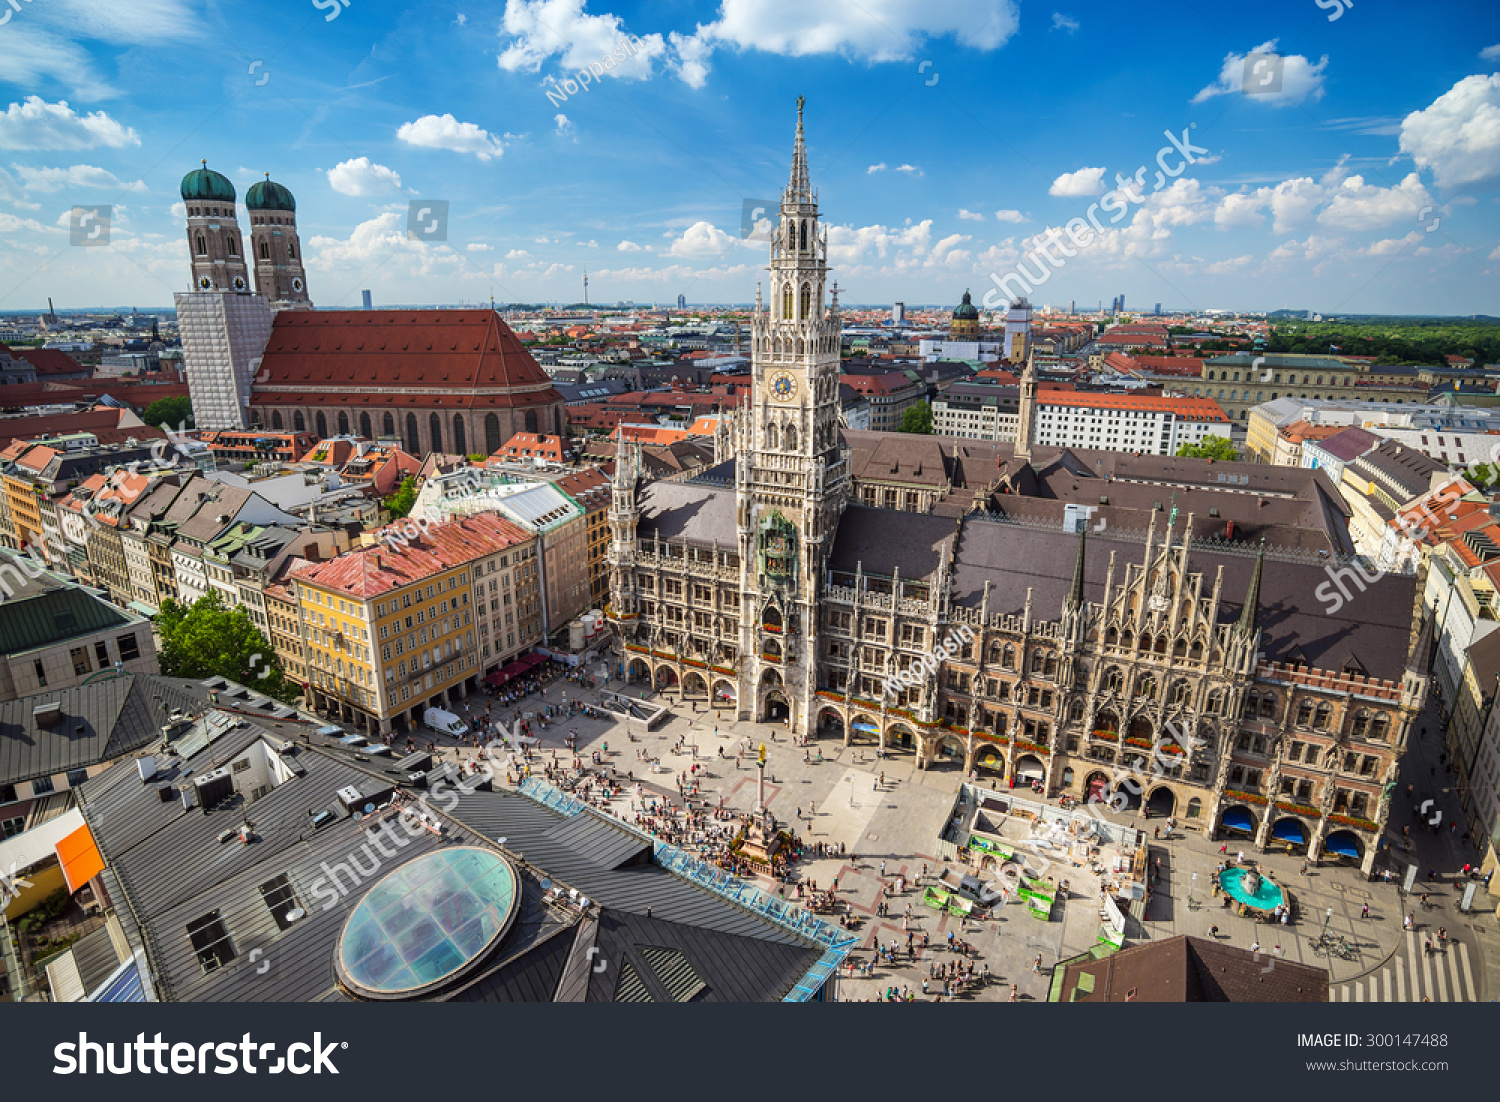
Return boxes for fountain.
[1218,864,1284,913]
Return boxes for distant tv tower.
[583,268,589,307]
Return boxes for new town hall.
[606,102,1430,874]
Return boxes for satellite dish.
[285,908,306,923]
[540,878,552,891]
[496,836,508,846]
[364,803,375,814]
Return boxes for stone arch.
[1014,753,1045,784]
[1217,804,1258,837]
[1270,816,1310,854]
[931,734,966,771]
[337,411,350,436]
[975,742,1007,774]
[653,664,679,690]
[1084,770,1111,803]
[1128,715,1153,741]
[429,412,443,453]
[1322,829,1364,863]
[316,411,328,439]
[765,421,780,450]
[849,712,880,744]
[627,657,650,682]
[682,671,708,697]
[785,421,799,452]
[1146,786,1176,818]
[1109,775,1142,811]
[1185,796,1203,821]
[711,678,736,706]
[816,705,844,739]
[271,410,283,429]
[405,413,420,454]
[886,722,916,754]
[761,687,792,724]
[1095,710,1120,736]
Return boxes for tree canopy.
[383,476,418,519]
[1175,436,1240,461]
[157,591,298,703]
[142,395,193,431]
[897,401,933,434]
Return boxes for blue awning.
[1272,819,1306,843]
[851,721,879,734]
[1221,807,1255,832]
[1324,831,1362,858]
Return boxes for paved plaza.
[426,667,1498,1003]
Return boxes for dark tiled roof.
[829,506,955,578]
[0,551,133,653]
[1057,934,1327,1002]
[636,482,737,544]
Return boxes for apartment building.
[291,512,539,734]
[840,370,927,431]
[931,379,1020,441]
[1033,393,1231,455]
[1187,353,1432,423]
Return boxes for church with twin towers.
[605,100,1427,874]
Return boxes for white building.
[931,380,1020,441]
[1033,393,1231,455]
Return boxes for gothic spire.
[1064,524,1087,613]
[785,95,812,205]
[1236,539,1265,635]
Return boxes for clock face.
[198,276,213,289]
[292,278,304,292]
[769,371,796,402]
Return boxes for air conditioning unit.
[335,785,364,813]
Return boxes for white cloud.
[957,208,985,221]
[497,0,667,81]
[580,239,597,247]
[1481,45,1500,62]
[0,211,60,234]
[535,235,551,243]
[396,113,505,160]
[895,164,923,175]
[993,209,1026,223]
[827,219,933,266]
[1192,40,1328,107]
[1362,232,1423,257]
[1213,176,1325,234]
[1214,189,1267,230]
[455,12,468,25]
[505,248,530,258]
[326,157,402,196]
[1318,172,1432,231]
[866,163,887,174]
[554,113,575,138]
[1050,12,1078,33]
[1048,166,1106,197]
[0,97,139,150]
[1399,74,1500,189]
[12,163,145,191]
[667,221,737,258]
[0,0,201,100]
[1490,244,1500,260]
[467,242,492,252]
[616,240,644,251]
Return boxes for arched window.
[485,413,501,454]
[1002,644,1015,669]
[781,284,793,318]
[1103,667,1123,693]
[287,240,296,259]
[315,411,328,439]
[293,410,305,431]
[226,233,238,256]
[259,240,270,260]
[1186,797,1202,820]
[1205,690,1222,715]
[1296,699,1313,726]
[765,422,779,450]
[271,410,283,429]
[1169,680,1189,706]
[524,409,538,434]
[786,221,795,251]
[383,412,395,438]
[359,412,372,439]
[1258,693,1276,719]
[1312,702,1331,730]
[453,414,466,456]
[405,413,419,454]
[800,283,811,319]
[1350,711,1368,739]
[784,422,798,452]
[1135,675,1157,700]
[429,412,443,452]
[196,233,207,256]
[337,411,350,436]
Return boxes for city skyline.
[0,0,1497,313]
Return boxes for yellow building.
[291,512,536,734]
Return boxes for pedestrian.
[1009,983,1018,1002]
[1219,843,1228,855]
[1249,941,1259,955]
[1361,902,1369,919]
[880,860,887,877]
[1300,860,1308,875]
[1033,953,1043,974]
[1424,936,1432,956]
[1209,924,1219,938]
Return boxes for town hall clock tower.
[734,98,851,735]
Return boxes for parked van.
[423,707,468,737]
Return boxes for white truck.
[424,707,469,737]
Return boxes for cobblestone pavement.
[430,672,1497,1003]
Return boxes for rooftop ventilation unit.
[137,755,157,783]
[194,768,233,808]
[32,701,63,728]
[335,785,364,813]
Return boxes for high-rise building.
[1068,299,1075,316]
[1117,294,1125,314]
[362,290,373,310]
[677,293,686,309]
[1154,302,1162,316]
[892,301,905,324]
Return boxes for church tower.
[181,162,249,293]
[1015,349,1038,462]
[176,162,273,430]
[735,98,850,735]
[246,174,311,310]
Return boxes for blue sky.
[1,0,1498,313]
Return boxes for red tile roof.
[252,309,564,411]
[293,511,533,598]
[1037,392,1230,421]
[10,347,87,375]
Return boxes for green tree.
[1175,436,1240,461]
[143,395,193,430]
[384,476,418,519]
[157,592,298,703]
[897,401,933,434]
